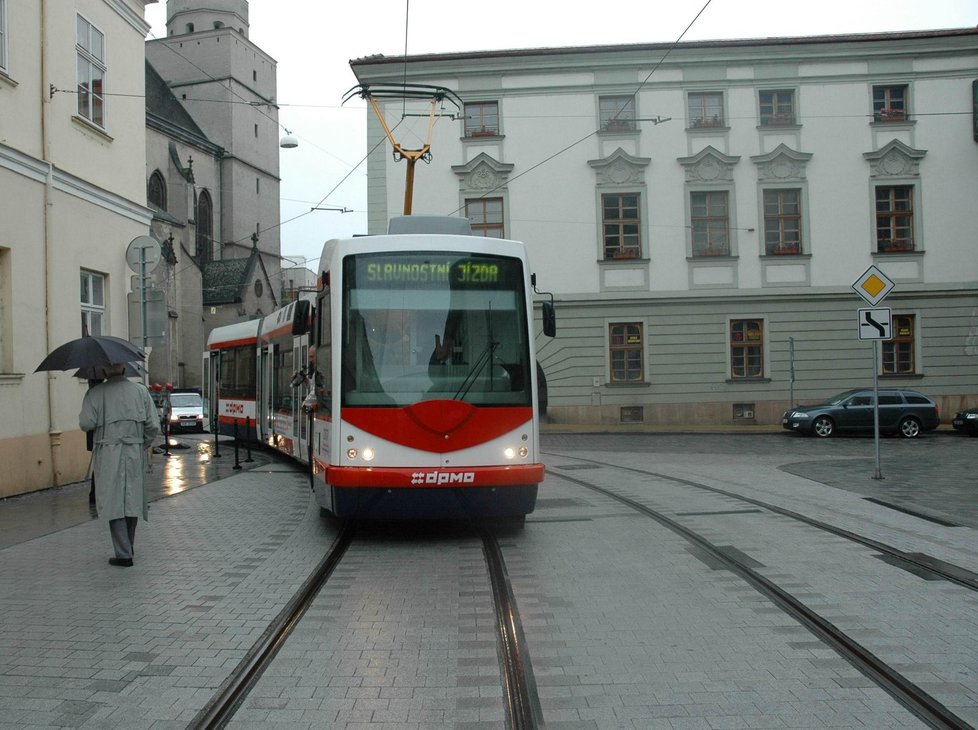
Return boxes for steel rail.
[188,523,356,730]
[545,451,978,592]
[552,469,972,730]
[480,527,545,730]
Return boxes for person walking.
[79,362,160,567]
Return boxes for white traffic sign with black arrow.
[857,307,892,341]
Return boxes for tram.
[204,217,553,520]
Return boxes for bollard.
[163,417,171,457]
[244,417,254,463]
[232,420,242,470]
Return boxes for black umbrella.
[72,361,145,380]
[35,335,145,373]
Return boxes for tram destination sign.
[354,253,516,290]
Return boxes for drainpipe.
[40,0,62,487]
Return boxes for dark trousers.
[109,517,138,560]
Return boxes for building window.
[80,270,105,337]
[196,190,214,262]
[873,84,908,122]
[883,315,916,374]
[599,95,636,132]
[463,101,499,137]
[76,14,105,127]
[601,194,641,259]
[688,92,724,128]
[763,189,802,254]
[147,171,167,211]
[875,186,914,252]
[759,89,796,126]
[690,191,729,256]
[465,197,504,238]
[0,0,7,74]
[730,319,763,378]
[609,323,643,383]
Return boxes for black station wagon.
[781,388,940,439]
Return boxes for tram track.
[188,520,540,730]
[545,452,975,730]
[545,451,978,593]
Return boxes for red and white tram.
[205,218,551,520]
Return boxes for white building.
[351,29,978,427]
[0,0,155,497]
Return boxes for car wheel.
[898,416,921,439]
[812,415,834,438]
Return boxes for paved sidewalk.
[0,433,272,550]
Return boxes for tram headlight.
[504,447,516,460]
[518,446,529,458]
[347,447,375,462]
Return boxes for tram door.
[260,343,274,443]
[294,339,307,463]
[202,350,218,432]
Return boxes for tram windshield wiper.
[454,340,499,401]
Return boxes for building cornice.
[353,28,978,71]
[0,143,152,226]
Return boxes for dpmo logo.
[411,471,476,485]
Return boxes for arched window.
[147,170,167,211]
[196,190,214,263]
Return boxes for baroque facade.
[351,29,978,427]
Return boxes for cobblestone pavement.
[0,429,974,728]
[542,429,978,529]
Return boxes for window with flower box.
[873,84,908,123]
[875,186,914,253]
[688,92,724,128]
[763,189,802,255]
[602,193,641,259]
[599,95,636,132]
[690,191,729,256]
[759,89,796,126]
[464,101,499,137]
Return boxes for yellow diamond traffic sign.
[852,265,895,306]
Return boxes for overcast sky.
[144,0,977,269]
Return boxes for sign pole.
[872,344,882,480]
[852,265,895,482]
[788,337,795,408]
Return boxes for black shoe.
[108,558,133,567]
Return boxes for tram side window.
[272,347,293,410]
[314,287,332,407]
[219,345,257,399]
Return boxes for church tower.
[166,0,250,38]
[146,0,281,265]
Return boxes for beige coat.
[79,376,160,520]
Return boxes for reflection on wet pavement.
[0,434,273,549]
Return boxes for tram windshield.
[341,251,531,407]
